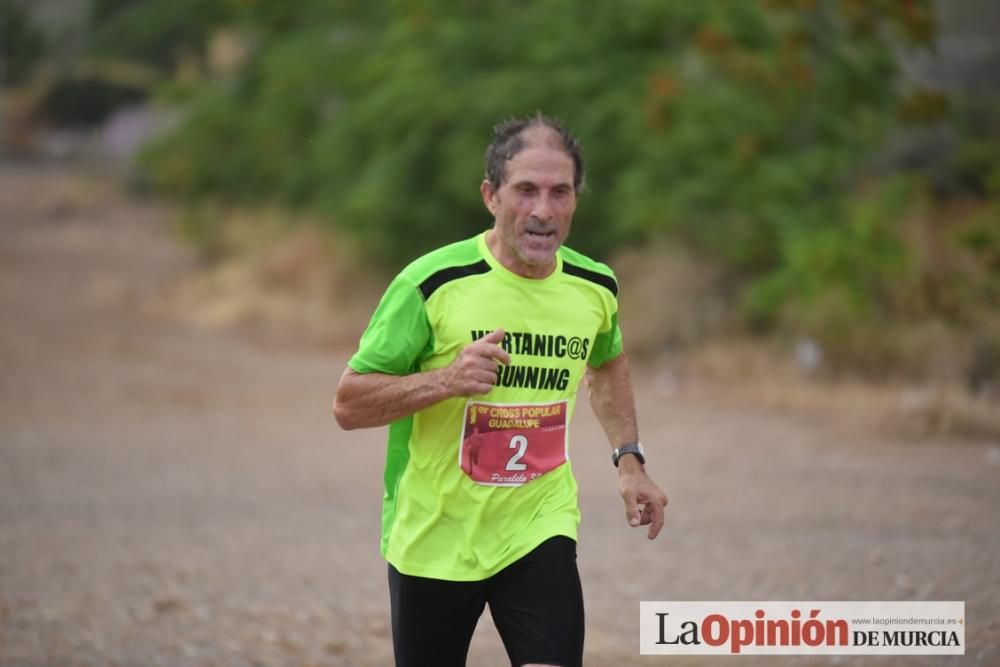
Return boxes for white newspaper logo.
[640,601,964,655]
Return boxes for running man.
[334,113,668,667]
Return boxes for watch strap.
[612,442,645,467]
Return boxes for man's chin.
[519,249,559,267]
[520,240,562,262]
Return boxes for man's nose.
[531,193,555,222]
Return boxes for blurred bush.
[88,0,237,73]
[1,0,48,84]
[111,0,999,380]
[139,1,932,259]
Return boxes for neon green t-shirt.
[348,231,622,581]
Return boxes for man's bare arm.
[587,352,669,540]
[334,367,451,430]
[334,328,510,430]
[587,352,639,446]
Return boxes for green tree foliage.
[143,1,935,259]
[89,0,236,71]
[136,0,1000,369]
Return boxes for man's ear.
[480,179,497,216]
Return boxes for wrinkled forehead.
[504,146,575,187]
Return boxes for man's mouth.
[526,230,555,238]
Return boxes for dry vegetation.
[151,206,383,347]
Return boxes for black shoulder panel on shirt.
[562,261,619,297]
[418,260,491,300]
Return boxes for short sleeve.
[587,311,623,368]
[348,274,432,375]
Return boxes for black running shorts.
[388,535,585,667]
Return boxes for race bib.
[459,400,568,486]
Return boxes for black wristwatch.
[612,442,646,467]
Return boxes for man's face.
[481,135,577,278]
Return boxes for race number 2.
[460,401,568,486]
[506,435,528,471]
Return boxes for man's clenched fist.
[445,328,510,397]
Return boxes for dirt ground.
[1,161,998,667]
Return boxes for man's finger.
[471,368,498,384]
[491,346,511,366]
[474,343,510,366]
[470,347,509,369]
[475,329,511,366]
[639,504,653,525]
[480,328,506,344]
[623,493,640,527]
[646,501,665,540]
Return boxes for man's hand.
[445,328,511,397]
[618,457,668,540]
[333,328,510,429]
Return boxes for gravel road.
[1,162,998,666]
